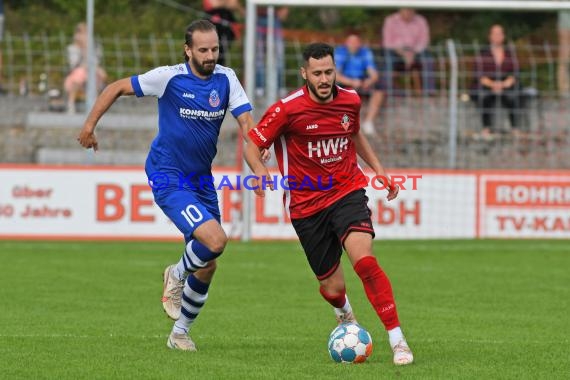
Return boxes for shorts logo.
[340,114,350,131]
[209,89,220,107]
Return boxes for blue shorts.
[153,188,221,243]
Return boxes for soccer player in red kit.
[244,42,413,365]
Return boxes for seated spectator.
[471,24,524,139]
[64,22,107,114]
[380,8,435,96]
[335,32,383,135]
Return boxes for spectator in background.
[64,22,107,114]
[0,0,5,94]
[203,0,243,66]
[380,8,435,96]
[335,32,383,135]
[558,9,570,98]
[472,24,523,139]
[256,6,288,97]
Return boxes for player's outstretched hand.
[387,183,399,201]
[77,128,99,151]
[252,168,274,197]
[260,148,271,163]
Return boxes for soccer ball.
[328,323,373,364]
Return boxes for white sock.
[333,296,352,316]
[173,239,207,280]
[172,264,186,281]
[388,326,406,348]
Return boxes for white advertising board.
[479,173,570,238]
[1,166,567,240]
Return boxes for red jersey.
[248,85,368,219]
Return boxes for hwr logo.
[307,137,349,158]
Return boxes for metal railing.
[1,33,569,170]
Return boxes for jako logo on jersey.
[340,114,351,130]
[182,92,195,98]
[209,89,220,107]
[307,137,349,158]
[179,108,225,119]
[253,128,267,143]
[306,124,319,130]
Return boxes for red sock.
[319,286,346,308]
[353,255,400,330]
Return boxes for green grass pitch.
[0,240,568,379]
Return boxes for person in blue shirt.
[78,19,263,352]
[335,33,384,135]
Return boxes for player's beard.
[192,56,217,76]
[306,77,334,102]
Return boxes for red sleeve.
[248,101,288,149]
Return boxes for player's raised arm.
[352,131,399,201]
[77,77,135,151]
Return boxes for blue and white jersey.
[131,62,252,190]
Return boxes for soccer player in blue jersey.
[78,20,259,351]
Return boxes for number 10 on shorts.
[181,204,203,227]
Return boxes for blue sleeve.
[131,76,144,97]
[335,47,346,72]
[231,103,253,118]
[364,48,377,71]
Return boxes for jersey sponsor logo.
[320,156,342,164]
[306,124,319,130]
[182,92,195,98]
[307,137,349,158]
[179,107,225,120]
[340,114,351,131]
[209,89,220,107]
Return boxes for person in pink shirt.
[380,8,435,95]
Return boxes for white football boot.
[335,310,358,325]
[392,340,414,365]
[161,265,184,320]
[167,332,196,352]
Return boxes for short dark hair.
[302,43,335,65]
